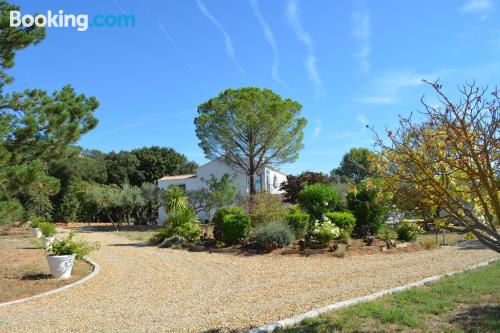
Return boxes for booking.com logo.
[10,10,135,32]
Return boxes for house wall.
[157,160,288,224]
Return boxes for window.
[273,175,278,189]
[169,184,186,191]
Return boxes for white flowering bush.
[311,215,341,246]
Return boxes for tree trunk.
[249,173,256,197]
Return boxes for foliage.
[28,216,44,229]
[378,226,397,241]
[331,148,375,183]
[253,221,295,248]
[187,174,237,215]
[464,232,476,242]
[39,222,56,237]
[219,212,251,245]
[117,184,144,224]
[372,80,499,252]
[47,232,99,260]
[280,171,330,204]
[212,206,244,227]
[135,182,160,225]
[24,190,54,221]
[285,206,310,238]
[148,229,168,244]
[347,179,391,237]
[0,199,24,227]
[397,221,423,242]
[104,151,141,186]
[0,2,98,224]
[105,147,197,186]
[130,146,197,185]
[164,206,201,241]
[80,182,120,224]
[311,216,341,246]
[215,240,225,248]
[58,183,80,222]
[195,87,307,196]
[162,186,187,216]
[245,191,287,226]
[298,183,340,219]
[324,211,356,236]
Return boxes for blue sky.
[8,0,500,174]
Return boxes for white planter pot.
[47,255,75,279]
[42,236,55,249]
[32,228,42,238]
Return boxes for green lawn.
[283,261,500,333]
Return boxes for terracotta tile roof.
[158,174,196,181]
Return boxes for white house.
[157,159,287,224]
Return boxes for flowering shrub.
[324,211,356,236]
[311,216,341,246]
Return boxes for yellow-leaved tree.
[372,80,499,253]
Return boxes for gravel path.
[0,231,498,332]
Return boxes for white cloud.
[352,9,371,72]
[357,70,441,105]
[196,0,247,75]
[86,110,195,141]
[286,0,324,96]
[310,119,322,142]
[459,0,493,14]
[249,0,286,86]
[157,22,177,49]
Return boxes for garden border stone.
[245,258,498,333]
[0,256,100,308]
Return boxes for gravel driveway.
[0,231,498,332]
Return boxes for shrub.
[346,181,390,237]
[285,207,310,238]
[149,228,169,244]
[151,207,201,243]
[254,222,295,248]
[397,221,423,242]
[324,212,356,236]
[47,232,99,260]
[28,217,45,229]
[212,206,244,226]
[464,232,475,241]
[246,192,287,226]
[378,226,397,241]
[39,222,57,237]
[0,199,24,228]
[219,212,251,245]
[298,183,339,219]
[311,216,341,246]
[167,207,201,241]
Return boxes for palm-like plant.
[162,186,188,214]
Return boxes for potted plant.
[45,232,99,279]
[29,218,43,238]
[39,222,57,248]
